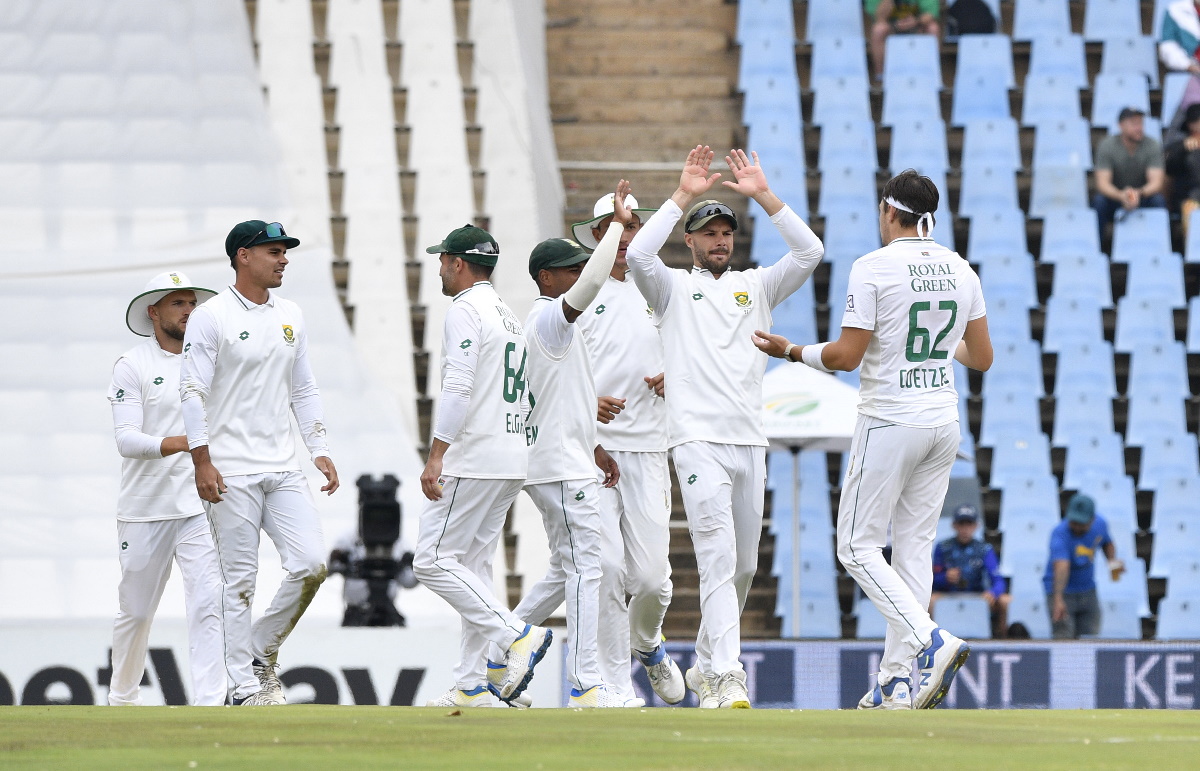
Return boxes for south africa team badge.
[734,291,752,312]
[282,324,295,345]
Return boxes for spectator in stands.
[930,504,1010,637]
[1165,102,1200,232]
[1091,107,1166,237]
[1043,494,1125,639]
[867,0,940,82]
[1161,1,1200,140]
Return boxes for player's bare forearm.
[1051,560,1069,600]
[160,435,189,456]
[420,439,450,501]
[315,455,339,495]
[190,445,226,503]
[594,445,620,488]
[955,317,994,371]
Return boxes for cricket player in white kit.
[625,147,823,708]
[107,271,225,706]
[753,170,994,710]
[572,192,685,705]
[414,224,553,709]
[181,221,340,706]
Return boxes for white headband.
[884,196,934,239]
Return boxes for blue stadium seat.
[1188,296,1200,351]
[819,165,877,216]
[1053,388,1116,447]
[1091,73,1151,129]
[1027,34,1088,89]
[1097,599,1142,639]
[1044,296,1105,351]
[950,72,1012,127]
[1156,595,1200,638]
[998,473,1060,531]
[737,0,793,42]
[1032,117,1093,169]
[1150,516,1200,577]
[1124,253,1185,307]
[1163,560,1200,600]
[1137,432,1199,490]
[1049,253,1113,306]
[788,596,842,639]
[926,171,956,251]
[932,595,992,639]
[961,119,1021,174]
[998,502,1058,553]
[742,75,803,126]
[1153,0,1173,37]
[1151,475,1200,532]
[854,595,888,639]
[1029,166,1088,218]
[1054,341,1117,396]
[983,338,1044,397]
[1001,541,1051,591]
[955,34,1014,88]
[1040,208,1101,261]
[816,117,873,170]
[1084,0,1144,42]
[989,434,1053,488]
[771,294,818,345]
[1021,74,1083,126]
[1111,207,1173,262]
[822,210,881,262]
[966,208,1028,263]
[881,76,941,126]
[1127,342,1189,398]
[1100,36,1160,87]
[1163,72,1191,128]
[985,294,1034,344]
[1096,555,1150,616]
[981,388,1043,446]
[1013,0,1072,41]
[882,34,940,88]
[738,34,798,85]
[1006,592,1053,639]
[1063,432,1126,490]
[810,36,869,82]
[959,165,1019,218]
[979,252,1037,308]
[810,74,872,126]
[806,0,864,42]
[1126,389,1189,448]
[889,118,949,174]
[1115,296,1177,352]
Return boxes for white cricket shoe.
[232,690,279,706]
[684,666,719,709]
[498,624,553,700]
[638,646,685,704]
[486,659,533,707]
[425,686,498,708]
[913,627,971,710]
[569,684,640,708]
[857,676,912,710]
[714,671,751,709]
[252,659,286,705]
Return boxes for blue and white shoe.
[498,624,553,700]
[486,660,532,708]
[857,676,912,710]
[637,645,685,704]
[913,627,970,709]
[425,685,497,707]
[569,683,639,708]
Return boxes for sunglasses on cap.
[462,241,498,256]
[687,203,736,228]
[242,222,287,250]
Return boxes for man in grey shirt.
[1092,107,1166,235]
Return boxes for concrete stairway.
[545,0,782,641]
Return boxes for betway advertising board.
[2,624,1197,709]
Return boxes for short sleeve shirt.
[1042,516,1113,595]
[1095,135,1164,190]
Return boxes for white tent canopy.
[761,361,858,453]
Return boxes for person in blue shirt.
[931,505,1009,636]
[1042,494,1126,639]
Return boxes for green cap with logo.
[225,220,300,257]
[528,237,589,279]
[684,199,738,233]
[425,224,500,267]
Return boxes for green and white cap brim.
[570,192,658,249]
[125,270,218,337]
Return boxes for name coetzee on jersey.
[908,262,957,292]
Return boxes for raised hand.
[721,149,770,198]
[676,145,721,200]
[612,179,634,225]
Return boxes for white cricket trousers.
[515,456,672,696]
[413,476,527,690]
[206,470,327,700]
[836,415,958,683]
[671,441,766,678]
[511,479,604,692]
[110,514,226,706]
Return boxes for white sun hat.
[125,270,218,337]
[570,192,658,249]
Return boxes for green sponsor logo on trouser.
[238,331,249,340]
[121,541,128,550]
[153,377,164,385]
[574,491,585,501]
[687,474,697,485]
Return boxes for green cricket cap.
[683,199,738,233]
[1066,494,1096,524]
[425,224,499,267]
[225,220,300,257]
[528,237,590,279]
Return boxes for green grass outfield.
[3,707,1199,770]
